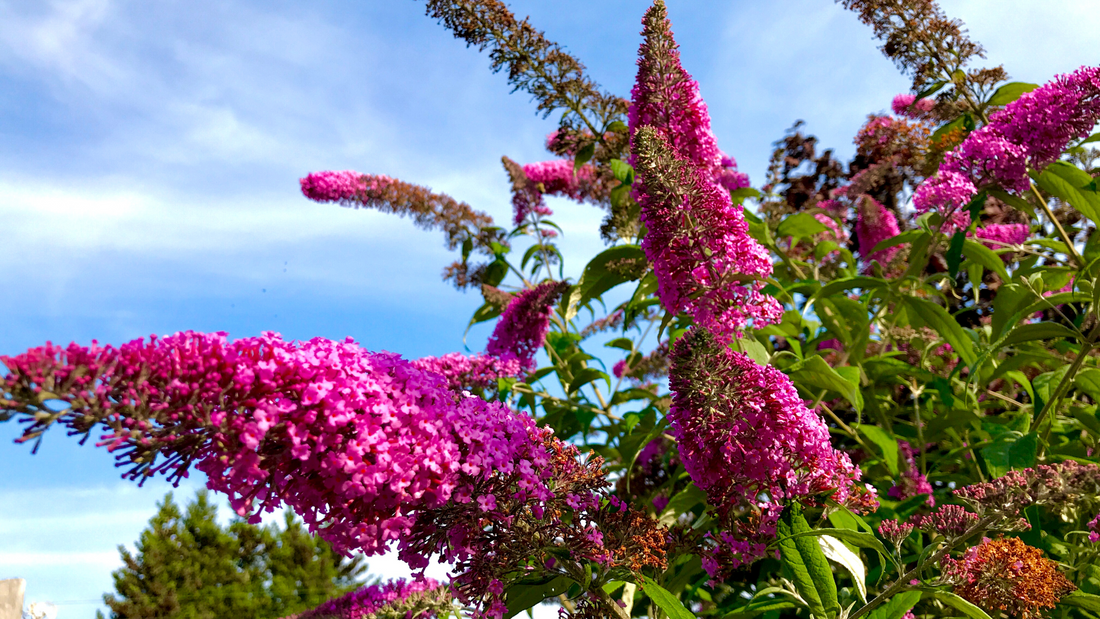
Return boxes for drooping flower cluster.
[295,578,452,619]
[888,441,935,506]
[667,330,869,577]
[300,171,495,251]
[942,537,1076,618]
[627,0,748,193]
[0,332,554,560]
[633,127,782,337]
[412,352,523,391]
[914,66,1100,223]
[485,281,569,371]
[856,196,902,272]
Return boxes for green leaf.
[987,82,1039,107]
[981,432,1039,478]
[777,504,838,619]
[870,229,927,255]
[1001,322,1080,347]
[606,120,628,134]
[721,598,802,619]
[857,425,899,476]
[773,527,896,571]
[988,188,1037,217]
[605,337,634,352]
[573,142,595,173]
[901,296,976,366]
[659,483,708,526]
[567,367,610,396]
[946,230,967,277]
[778,212,829,239]
[1036,161,1100,222]
[1081,132,1100,145]
[789,356,863,413]
[734,337,770,366]
[504,575,573,619]
[729,187,762,204]
[961,239,1010,281]
[638,575,696,619]
[1074,368,1100,401]
[565,244,646,321]
[928,591,993,619]
[609,159,635,185]
[814,277,886,302]
[818,535,866,602]
[1060,592,1100,612]
[867,591,922,619]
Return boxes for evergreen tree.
[97,491,364,619]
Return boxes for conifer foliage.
[96,492,364,619]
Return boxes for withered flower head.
[943,537,1075,619]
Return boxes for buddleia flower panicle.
[633,127,781,338]
[855,195,902,273]
[485,281,570,371]
[667,330,869,578]
[942,537,1075,619]
[911,504,981,538]
[300,170,496,251]
[628,0,748,193]
[294,578,453,619]
[914,66,1100,227]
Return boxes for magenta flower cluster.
[296,578,446,619]
[485,281,569,371]
[626,4,746,193]
[668,331,867,577]
[891,93,935,118]
[0,332,558,566]
[299,170,372,203]
[627,3,777,338]
[856,196,902,272]
[915,65,1100,224]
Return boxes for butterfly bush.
[627,1,748,193]
[915,66,1100,223]
[633,127,781,337]
[973,223,1030,258]
[667,329,871,578]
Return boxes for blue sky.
[1,0,1097,615]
